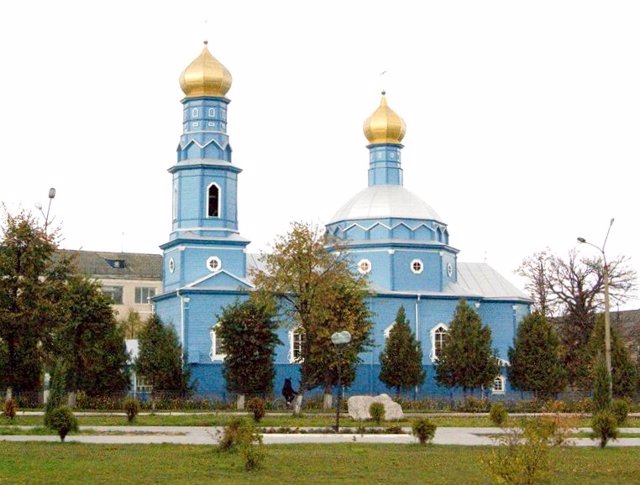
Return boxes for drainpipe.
[415,294,421,399]
[177,290,190,363]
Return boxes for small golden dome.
[363,92,406,145]
[179,41,232,98]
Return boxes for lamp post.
[577,217,614,399]
[35,187,56,232]
[331,330,352,433]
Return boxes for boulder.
[347,393,404,421]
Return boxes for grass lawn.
[7,414,639,428]
[1,442,639,484]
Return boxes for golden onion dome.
[363,92,406,145]
[179,41,232,98]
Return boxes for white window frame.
[207,182,221,218]
[429,323,448,362]
[208,108,215,117]
[492,375,506,395]
[206,256,222,272]
[191,107,199,117]
[288,328,305,363]
[210,326,226,361]
[411,259,424,274]
[357,258,372,275]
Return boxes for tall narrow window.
[430,323,448,361]
[207,184,220,217]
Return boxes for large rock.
[347,393,404,421]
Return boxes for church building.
[154,43,531,399]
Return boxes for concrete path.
[2,426,640,447]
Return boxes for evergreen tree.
[435,299,500,394]
[379,306,425,397]
[44,360,66,427]
[55,274,130,399]
[216,299,281,398]
[592,353,611,413]
[508,312,567,399]
[577,315,638,399]
[135,315,191,398]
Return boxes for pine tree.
[592,353,611,413]
[435,299,500,394]
[55,274,130,399]
[135,315,191,399]
[379,306,425,397]
[216,299,281,398]
[44,360,66,427]
[508,312,567,399]
[577,315,638,399]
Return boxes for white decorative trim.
[207,182,221,219]
[168,258,175,273]
[411,259,424,274]
[288,328,304,363]
[180,137,229,151]
[357,259,372,274]
[429,323,448,362]
[341,221,437,235]
[209,326,226,361]
[383,322,395,339]
[206,256,222,272]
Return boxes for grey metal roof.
[58,249,162,280]
[329,185,442,223]
[456,263,528,300]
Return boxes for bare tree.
[517,249,636,387]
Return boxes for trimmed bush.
[49,406,79,442]
[412,418,437,445]
[3,398,17,421]
[247,397,266,423]
[458,396,489,413]
[369,402,385,425]
[591,410,619,448]
[611,399,629,426]
[489,402,508,427]
[123,398,140,423]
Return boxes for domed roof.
[329,185,442,223]
[179,41,232,98]
[363,93,406,145]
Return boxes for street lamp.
[577,217,614,399]
[331,330,352,432]
[34,187,56,232]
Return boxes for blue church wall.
[476,301,517,361]
[391,250,441,292]
[180,245,246,283]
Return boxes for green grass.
[6,414,640,428]
[1,442,640,484]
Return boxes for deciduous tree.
[379,306,425,397]
[251,222,372,414]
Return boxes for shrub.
[412,418,437,445]
[611,399,629,426]
[489,402,508,427]
[592,354,611,413]
[247,397,267,423]
[123,398,140,423]
[458,396,489,413]
[527,414,576,447]
[49,406,79,442]
[486,419,552,485]
[591,410,619,448]
[369,402,385,425]
[219,418,244,451]
[3,398,17,421]
[44,361,66,428]
[218,418,265,471]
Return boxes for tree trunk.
[67,391,77,408]
[323,390,333,410]
[293,392,304,416]
[236,394,245,410]
[5,386,12,401]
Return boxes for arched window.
[430,323,448,361]
[492,375,506,395]
[207,184,220,218]
[288,328,305,363]
[210,326,225,361]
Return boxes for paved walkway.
[2,426,639,447]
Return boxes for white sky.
[1,1,638,309]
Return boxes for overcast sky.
[1,0,638,309]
